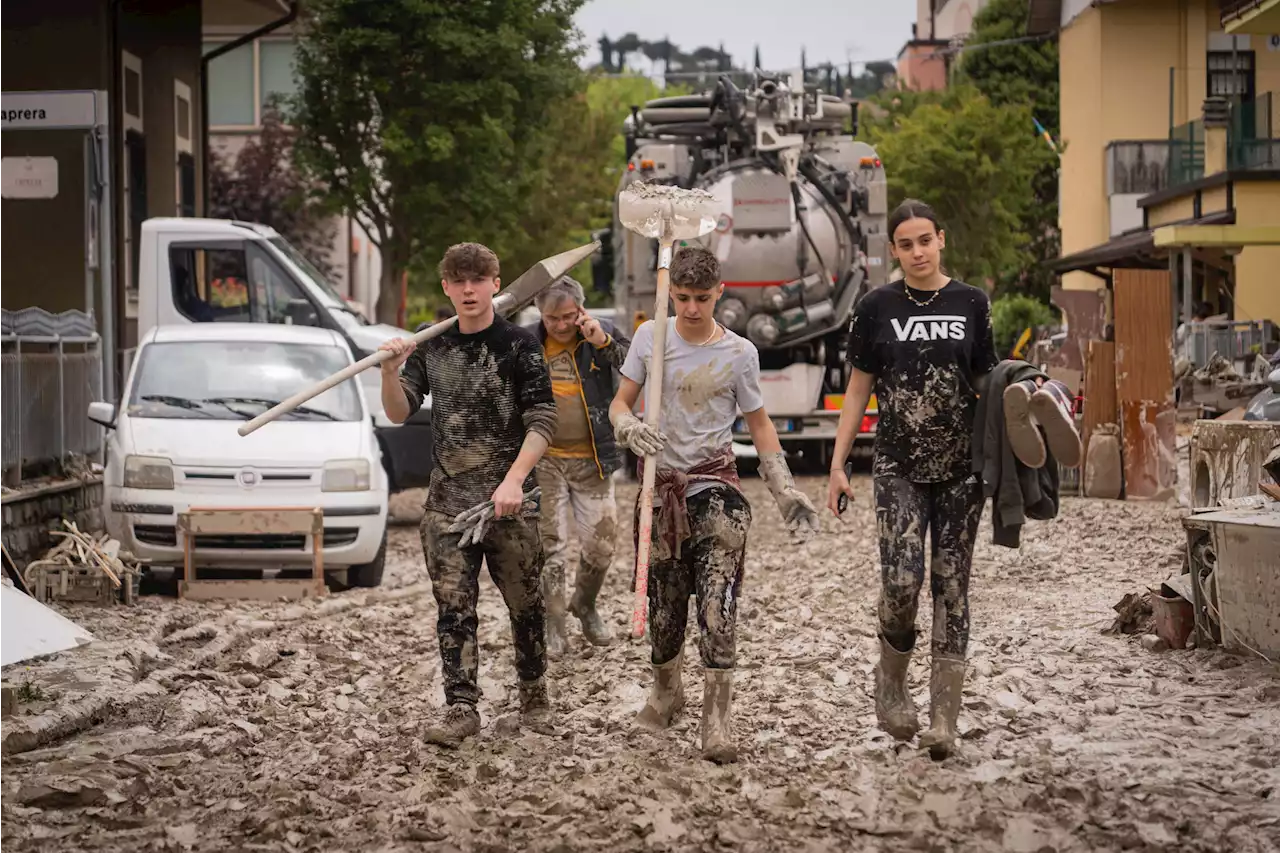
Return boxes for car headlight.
[124,455,174,490]
[322,458,371,492]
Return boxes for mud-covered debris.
[1141,634,1170,653]
[1105,591,1154,635]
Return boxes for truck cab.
[135,217,433,491]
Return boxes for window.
[170,241,323,327]
[1207,50,1255,99]
[203,37,299,129]
[175,80,194,216]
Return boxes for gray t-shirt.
[620,320,764,485]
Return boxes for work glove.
[613,411,667,457]
[447,487,541,548]
[759,451,820,539]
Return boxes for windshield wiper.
[141,394,205,410]
[202,396,339,421]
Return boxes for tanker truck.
[593,70,891,473]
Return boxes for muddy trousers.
[873,457,982,657]
[420,511,546,706]
[633,486,752,669]
[536,456,618,601]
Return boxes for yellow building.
[1032,0,1280,325]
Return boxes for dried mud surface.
[3,475,1279,852]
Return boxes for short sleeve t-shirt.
[846,279,998,483]
[621,320,763,481]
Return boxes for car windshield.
[126,340,363,422]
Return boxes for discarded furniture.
[1189,420,1280,508]
[178,507,326,601]
[1181,504,1280,660]
[21,521,141,606]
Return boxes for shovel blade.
[494,240,601,317]
[618,181,719,241]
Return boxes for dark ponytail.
[888,199,944,241]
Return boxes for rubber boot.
[700,668,737,764]
[874,636,921,740]
[635,648,685,731]
[919,654,966,760]
[543,566,570,661]
[518,676,556,736]
[423,703,480,748]
[569,561,615,646]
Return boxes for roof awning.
[1047,211,1235,275]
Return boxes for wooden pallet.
[177,507,326,601]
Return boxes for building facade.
[897,0,994,91]
[202,0,383,318]
[1040,0,1280,324]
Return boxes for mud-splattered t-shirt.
[399,316,557,517]
[846,279,998,483]
[621,320,763,497]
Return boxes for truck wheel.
[345,532,387,589]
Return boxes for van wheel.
[345,532,387,589]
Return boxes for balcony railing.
[1106,141,1172,195]
[1168,118,1204,186]
[1220,0,1266,26]
[1228,91,1278,170]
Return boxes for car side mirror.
[286,297,319,326]
[87,401,116,429]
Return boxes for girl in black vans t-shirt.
[826,199,998,760]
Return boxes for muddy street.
[2,475,1278,852]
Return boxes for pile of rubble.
[16,521,143,606]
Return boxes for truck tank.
[594,71,890,470]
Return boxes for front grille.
[133,525,359,549]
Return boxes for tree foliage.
[991,293,1058,356]
[404,73,671,325]
[288,0,586,324]
[863,84,1057,287]
[958,0,1061,303]
[207,107,336,278]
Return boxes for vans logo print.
[891,315,967,342]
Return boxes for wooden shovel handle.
[632,245,674,639]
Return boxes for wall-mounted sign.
[1268,35,1280,52]
[1,156,58,199]
[1,91,98,131]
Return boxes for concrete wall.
[1232,182,1280,323]
[117,0,205,353]
[0,480,104,567]
[1,0,110,317]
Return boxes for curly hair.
[438,243,500,281]
[669,246,720,291]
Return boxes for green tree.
[991,293,1058,356]
[207,106,336,279]
[959,0,1061,303]
[863,85,1057,287]
[288,0,586,325]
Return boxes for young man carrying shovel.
[379,242,558,747]
[526,276,631,657]
[609,246,820,763]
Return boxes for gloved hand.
[613,411,667,457]
[759,451,820,538]
[447,486,541,547]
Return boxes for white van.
[135,217,432,491]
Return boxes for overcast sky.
[572,0,916,74]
